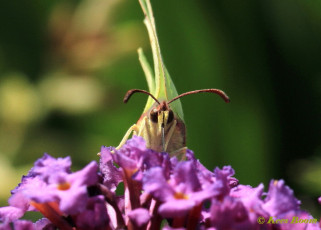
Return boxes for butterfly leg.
[116,124,139,150]
[137,116,147,136]
[170,147,187,160]
[137,116,157,149]
[164,120,177,151]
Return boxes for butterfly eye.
[150,109,158,123]
[167,110,174,124]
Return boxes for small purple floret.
[30,153,72,183]
[128,208,151,228]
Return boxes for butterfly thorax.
[135,101,186,153]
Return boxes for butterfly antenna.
[123,89,161,105]
[168,89,230,104]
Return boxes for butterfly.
[117,0,230,157]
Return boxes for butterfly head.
[123,88,230,128]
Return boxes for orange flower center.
[174,192,188,200]
[57,182,71,190]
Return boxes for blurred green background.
[0,0,320,215]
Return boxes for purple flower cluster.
[0,136,320,230]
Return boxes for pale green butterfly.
[117,0,230,157]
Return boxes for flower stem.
[186,204,202,230]
[147,200,162,230]
[99,184,125,228]
[123,169,142,210]
[30,201,73,230]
